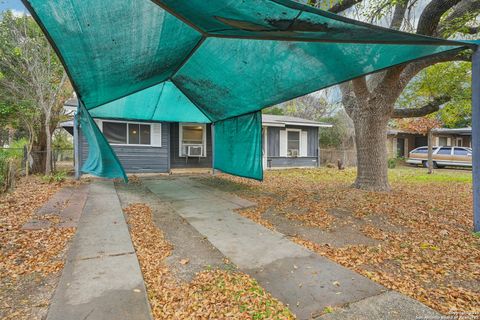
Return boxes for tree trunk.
[31,123,47,174]
[351,112,391,191]
[427,129,434,174]
[8,127,15,146]
[45,120,52,175]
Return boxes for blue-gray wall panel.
[267,127,280,157]
[79,122,170,173]
[266,125,318,158]
[267,157,318,168]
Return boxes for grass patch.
[388,167,472,183]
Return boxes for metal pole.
[73,109,80,180]
[472,47,480,232]
[211,123,216,175]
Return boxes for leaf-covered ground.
[0,177,75,320]
[124,203,294,320]
[201,167,480,315]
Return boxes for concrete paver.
[46,181,152,320]
[144,177,391,319]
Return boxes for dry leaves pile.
[203,168,480,314]
[0,177,75,319]
[124,203,294,320]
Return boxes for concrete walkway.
[144,176,439,320]
[47,181,152,320]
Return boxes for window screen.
[140,124,151,145]
[182,125,203,144]
[129,124,140,144]
[287,131,300,156]
[103,122,127,144]
[437,147,452,155]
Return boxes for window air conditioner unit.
[187,145,203,157]
[289,149,299,157]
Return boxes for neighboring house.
[61,113,332,174]
[387,127,472,158]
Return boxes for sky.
[0,0,27,15]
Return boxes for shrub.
[42,170,68,183]
[388,158,397,169]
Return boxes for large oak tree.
[310,0,479,191]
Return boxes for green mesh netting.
[89,81,210,123]
[23,0,477,180]
[214,112,263,180]
[77,103,127,181]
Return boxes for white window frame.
[286,128,302,157]
[98,119,160,147]
[179,123,207,157]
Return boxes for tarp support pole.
[74,105,80,180]
[211,123,216,175]
[472,47,480,232]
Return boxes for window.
[454,148,469,156]
[180,124,206,157]
[102,121,152,145]
[287,130,300,157]
[437,147,452,155]
[412,148,428,154]
[438,137,448,146]
[103,122,127,144]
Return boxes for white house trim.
[95,118,161,147]
[179,123,207,157]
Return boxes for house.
[61,113,332,174]
[387,127,472,158]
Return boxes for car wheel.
[423,161,438,169]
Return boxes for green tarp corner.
[78,103,128,182]
[214,112,263,180]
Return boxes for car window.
[454,148,469,156]
[412,148,428,154]
[437,147,452,155]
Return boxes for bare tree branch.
[390,2,408,30]
[392,96,451,118]
[352,76,369,101]
[417,0,462,35]
[437,0,480,36]
[328,0,363,14]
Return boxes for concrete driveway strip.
[144,177,386,319]
[47,180,152,320]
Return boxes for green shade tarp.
[89,81,211,123]
[23,0,477,180]
[214,112,263,180]
[77,103,127,181]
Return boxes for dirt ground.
[199,167,480,315]
[0,177,76,320]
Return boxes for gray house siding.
[170,123,212,169]
[79,122,170,173]
[265,125,319,168]
[267,127,280,157]
[76,119,321,174]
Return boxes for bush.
[388,158,397,169]
[0,140,25,192]
[42,170,68,183]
